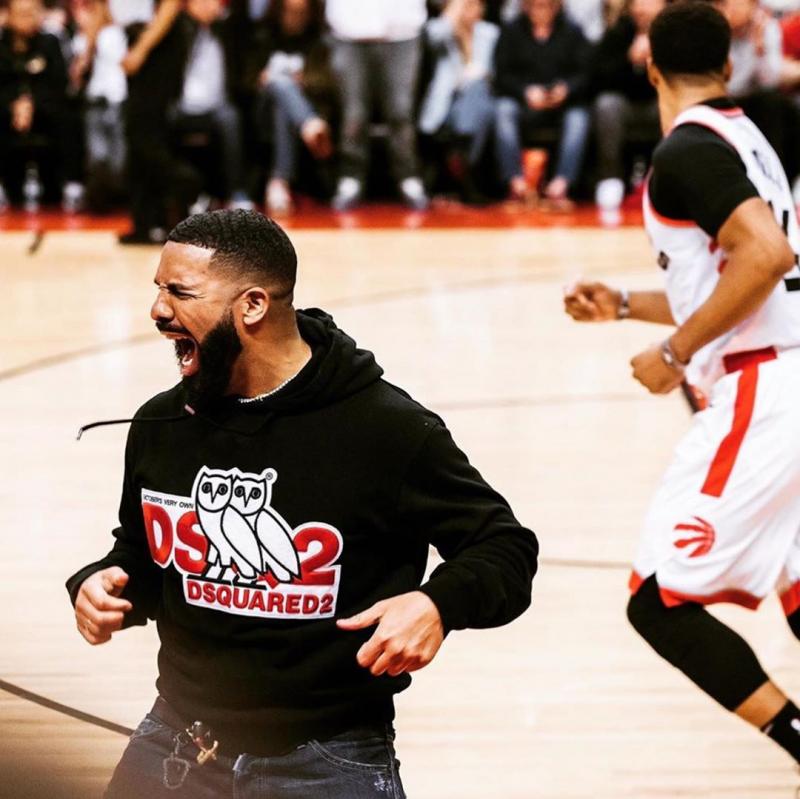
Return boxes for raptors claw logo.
[673,516,716,558]
[192,466,301,584]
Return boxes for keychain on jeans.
[188,721,219,766]
[162,732,192,791]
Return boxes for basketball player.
[565,1,800,771]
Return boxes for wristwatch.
[616,289,630,320]
[660,338,690,370]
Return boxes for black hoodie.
[66,309,538,756]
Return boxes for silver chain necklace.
[237,369,302,404]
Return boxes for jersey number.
[768,203,800,291]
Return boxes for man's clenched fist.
[74,567,132,645]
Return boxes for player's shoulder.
[655,122,731,161]
[653,121,742,184]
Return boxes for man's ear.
[646,57,661,89]
[239,287,269,328]
[722,57,733,83]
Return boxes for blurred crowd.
[2,0,800,240]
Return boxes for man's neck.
[230,320,313,399]
[658,82,729,134]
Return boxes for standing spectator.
[419,0,499,203]
[591,0,663,212]
[0,0,83,210]
[494,0,592,208]
[249,0,336,216]
[326,0,430,210]
[72,0,128,212]
[169,0,253,211]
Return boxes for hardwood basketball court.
[1,209,797,797]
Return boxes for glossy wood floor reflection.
[1,225,798,799]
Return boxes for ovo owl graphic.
[192,467,301,584]
[141,467,344,619]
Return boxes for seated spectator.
[494,0,606,40]
[591,0,663,212]
[717,0,796,172]
[494,0,592,209]
[168,0,253,211]
[72,0,127,212]
[249,0,336,215]
[0,0,83,210]
[419,0,499,203]
[326,0,430,210]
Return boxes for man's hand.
[546,81,568,108]
[11,95,33,133]
[563,280,622,321]
[525,84,548,110]
[337,591,445,677]
[630,343,685,394]
[74,567,132,645]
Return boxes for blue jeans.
[443,78,495,165]
[494,96,590,187]
[261,76,318,182]
[105,712,406,799]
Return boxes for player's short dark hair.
[650,1,731,80]
[168,209,297,300]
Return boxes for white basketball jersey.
[643,103,800,392]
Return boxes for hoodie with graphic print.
[66,309,538,756]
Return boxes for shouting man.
[68,209,538,798]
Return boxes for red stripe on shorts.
[781,582,800,616]
[700,365,760,498]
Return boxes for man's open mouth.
[163,332,200,377]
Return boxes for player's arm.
[564,282,675,324]
[338,423,538,677]
[668,197,795,363]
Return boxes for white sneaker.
[399,177,430,211]
[265,178,292,216]
[595,177,625,211]
[62,181,85,213]
[332,177,362,212]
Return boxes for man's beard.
[183,310,242,411]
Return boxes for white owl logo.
[192,467,301,584]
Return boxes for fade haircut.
[168,209,298,300]
[650,1,731,80]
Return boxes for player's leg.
[627,575,769,712]
[628,577,800,762]
[629,354,800,763]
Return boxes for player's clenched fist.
[337,592,445,677]
[563,281,622,322]
[630,343,685,395]
[74,567,132,646]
